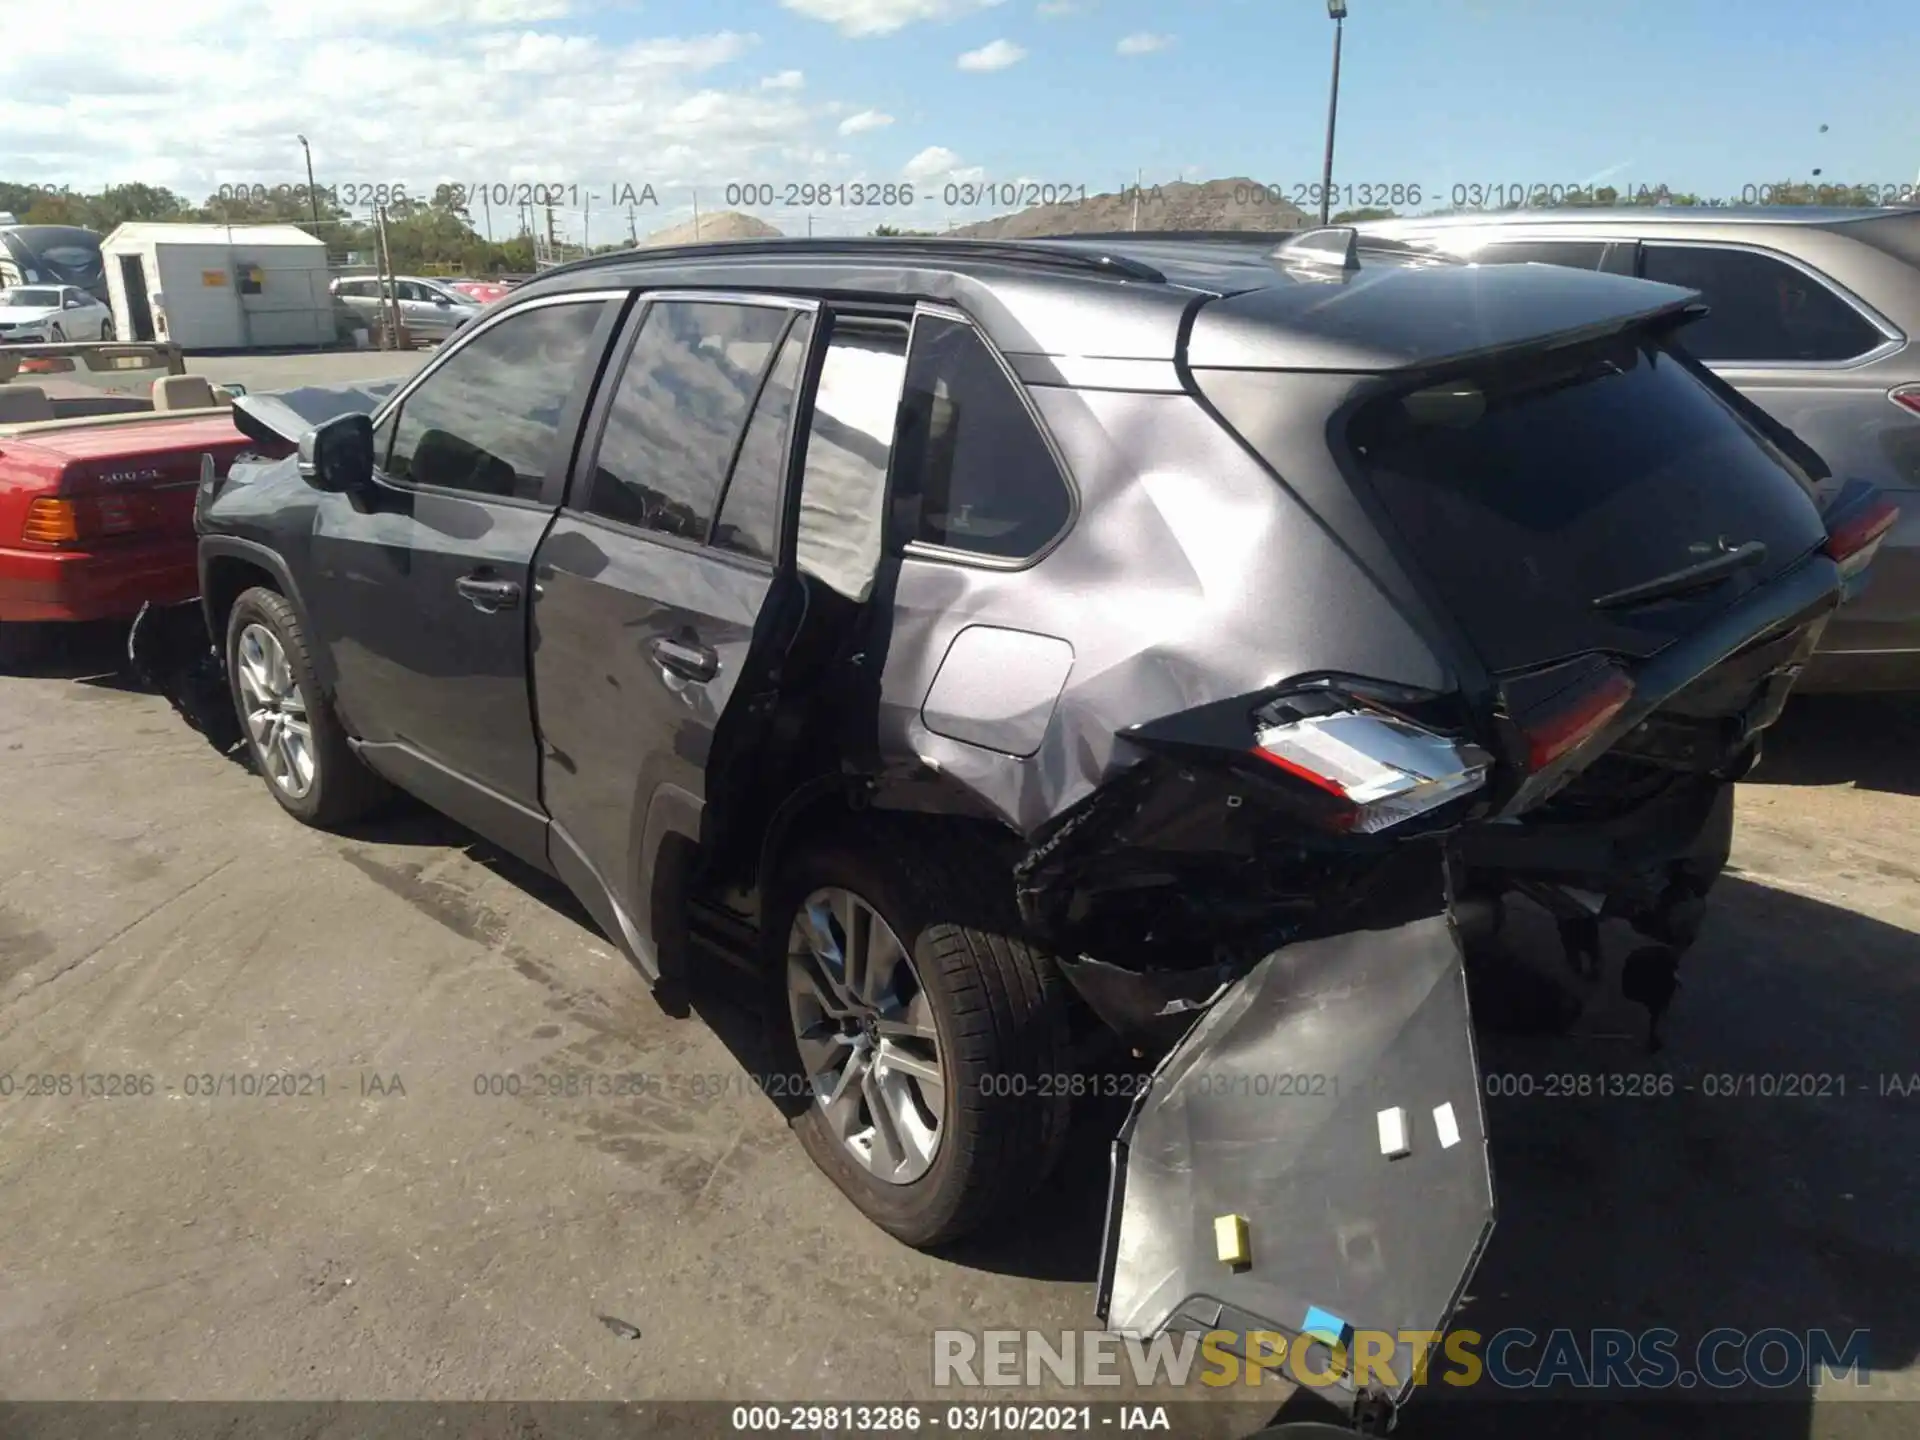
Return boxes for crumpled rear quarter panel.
[875,383,1451,835]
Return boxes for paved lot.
[2,633,1915,1436]
[184,349,429,394]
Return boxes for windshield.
[0,287,60,307]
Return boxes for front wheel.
[49,323,65,342]
[225,587,389,827]
[99,319,114,341]
[763,818,1072,1248]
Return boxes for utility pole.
[297,135,319,229]
[583,192,591,252]
[628,203,638,244]
[481,188,493,242]
[375,203,403,349]
[1319,1,1348,225]
[1132,167,1142,231]
[692,190,701,241]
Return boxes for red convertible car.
[0,342,260,667]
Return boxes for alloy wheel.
[235,623,315,799]
[786,887,946,1185]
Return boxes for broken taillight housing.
[1252,706,1492,834]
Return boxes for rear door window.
[583,299,794,542]
[712,314,814,563]
[1344,333,1829,673]
[794,320,909,601]
[1640,244,1884,363]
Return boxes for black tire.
[761,815,1073,1248]
[100,320,113,341]
[0,621,50,672]
[49,323,65,342]
[225,587,390,827]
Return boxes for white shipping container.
[100,223,337,350]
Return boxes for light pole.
[1318,0,1347,226]
[296,135,320,228]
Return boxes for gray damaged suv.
[1354,206,1920,690]
[147,230,1894,1426]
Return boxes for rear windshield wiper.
[1590,540,1769,611]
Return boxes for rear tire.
[225,587,390,827]
[762,816,1072,1248]
[100,320,113,341]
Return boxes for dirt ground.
[1,631,1915,1438]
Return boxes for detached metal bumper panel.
[1098,915,1494,1407]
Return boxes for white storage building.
[100,223,336,350]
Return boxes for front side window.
[1641,244,1883,363]
[584,299,794,541]
[890,313,1072,560]
[379,300,609,501]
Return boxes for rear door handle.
[455,574,522,612]
[651,636,718,683]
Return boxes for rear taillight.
[1890,384,1920,417]
[1253,707,1492,833]
[20,493,146,545]
[22,497,80,544]
[1822,494,1901,578]
[1519,666,1635,772]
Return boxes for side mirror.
[434,296,452,307]
[298,412,375,493]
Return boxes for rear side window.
[1472,241,1608,270]
[1344,334,1828,672]
[381,300,608,501]
[585,300,793,541]
[1641,244,1883,363]
[892,314,1072,560]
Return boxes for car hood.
[0,306,58,324]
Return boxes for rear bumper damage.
[1097,913,1491,1422]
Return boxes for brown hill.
[642,211,783,247]
[949,177,1312,239]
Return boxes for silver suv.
[329,274,482,342]
[1355,206,1920,690]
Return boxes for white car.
[0,284,113,343]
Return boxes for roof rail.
[1035,229,1305,246]
[525,235,1167,286]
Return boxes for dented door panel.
[1099,914,1493,1409]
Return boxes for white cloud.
[838,109,895,135]
[1115,31,1171,55]
[957,38,1026,70]
[903,146,964,181]
[0,4,884,238]
[779,0,1005,39]
[1037,0,1090,14]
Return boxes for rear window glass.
[1346,335,1828,673]
[1641,244,1883,363]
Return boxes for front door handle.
[455,573,521,612]
[651,636,718,683]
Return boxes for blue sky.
[3,0,1916,241]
